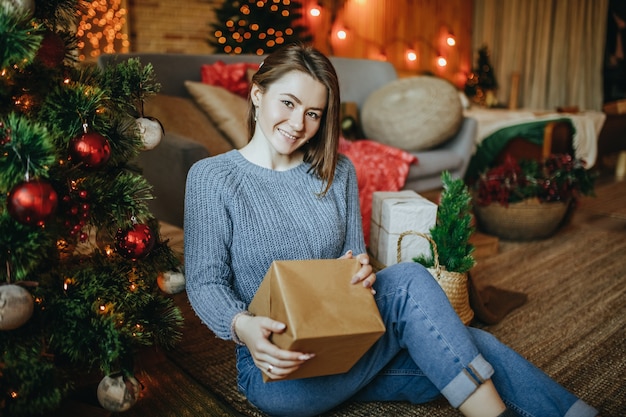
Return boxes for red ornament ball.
[36,31,66,68]
[7,179,58,225]
[69,131,111,169]
[115,223,155,260]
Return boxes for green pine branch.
[0,113,56,191]
[0,212,58,281]
[0,10,44,69]
[0,339,67,417]
[39,83,111,143]
[414,171,476,273]
[99,58,161,118]
[34,0,82,29]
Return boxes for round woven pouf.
[361,76,463,151]
[473,198,571,241]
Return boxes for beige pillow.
[184,80,249,149]
[361,76,463,151]
[142,94,233,156]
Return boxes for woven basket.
[473,198,570,241]
[396,231,474,325]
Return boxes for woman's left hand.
[340,250,376,295]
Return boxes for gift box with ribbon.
[369,190,438,266]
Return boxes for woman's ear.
[250,83,262,106]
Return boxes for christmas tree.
[465,45,499,107]
[1,1,183,415]
[209,0,313,55]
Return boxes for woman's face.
[251,70,328,157]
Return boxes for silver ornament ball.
[157,268,186,294]
[0,284,34,331]
[136,117,163,150]
[97,374,140,412]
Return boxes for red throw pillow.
[338,137,418,246]
[201,61,260,98]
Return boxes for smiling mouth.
[278,128,298,141]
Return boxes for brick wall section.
[127,0,221,54]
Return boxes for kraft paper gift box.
[248,258,386,381]
[370,190,438,266]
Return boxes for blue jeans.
[237,262,598,417]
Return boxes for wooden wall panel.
[123,0,473,86]
[303,0,473,86]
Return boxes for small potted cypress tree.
[404,171,475,324]
[413,171,475,273]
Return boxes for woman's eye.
[307,112,321,120]
[282,100,293,108]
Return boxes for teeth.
[279,129,297,140]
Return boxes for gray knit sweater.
[184,150,366,340]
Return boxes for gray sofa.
[98,53,477,228]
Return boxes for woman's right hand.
[234,313,315,380]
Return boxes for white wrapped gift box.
[370,190,438,266]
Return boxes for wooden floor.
[55,164,624,417]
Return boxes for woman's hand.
[234,313,315,380]
[340,250,377,295]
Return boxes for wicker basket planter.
[473,198,570,241]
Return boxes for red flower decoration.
[473,154,596,207]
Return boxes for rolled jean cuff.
[564,399,598,417]
[441,354,494,408]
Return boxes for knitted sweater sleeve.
[338,156,367,256]
[184,156,246,340]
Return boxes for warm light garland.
[310,5,321,16]
[77,0,129,60]
[334,26,451,68]
[309,1,457,72]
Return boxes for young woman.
[184,43,598,417]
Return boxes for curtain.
[472,0,609,111]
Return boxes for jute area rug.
[153,180,625,417]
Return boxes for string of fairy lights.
[308,2,456,68]
[76,0,129,60]
[75,0,454,70]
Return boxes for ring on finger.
[267,364,274,373]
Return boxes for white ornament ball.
[97,374,140,412]
[0,284,34,331]
[0,0,36,20]
[157,268,186,294]
[136,117,163,150]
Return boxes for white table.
[464,108,606,168]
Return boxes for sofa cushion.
[361,76,463,152]
[185,80,249,149]
[200,61,260,98]
[142,94,233,157]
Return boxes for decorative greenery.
[414,171,476,274]
[464,44,498,106]
[1,2,183,415]
[473,154,597,207]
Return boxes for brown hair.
[247,43,341,196]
